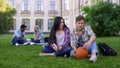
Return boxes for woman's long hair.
[34,25,39,39]
[48,16,68,45]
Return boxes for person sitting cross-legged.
[39,16,71,57]
[12,24,27,46]
[30,25,45,45]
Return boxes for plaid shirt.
[51,27,70,47]
[70,25,95,47]
[61,27,70,47]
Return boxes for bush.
[0,0,16,34]
[82,1,120,36]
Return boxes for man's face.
[76,19,84,30]
[21,27,26,32]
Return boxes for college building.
[7,0,120,33]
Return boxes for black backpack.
[97,42,117,56]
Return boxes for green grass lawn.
[0,34,120,68]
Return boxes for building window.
[35,19,43,30]
[49,0,56,11]
[22,19,30,30]
[8,0,16,8]
[48,19,54,30]
[36,0,43,11]
[64,0,69,10]
[11,19,16,30]
[22,0,30,11]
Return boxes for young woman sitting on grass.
[39,16,71,57]
[30,25,44,45]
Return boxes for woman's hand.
[52,44,59,51]
[58,46,62,51]
[53,47,59,51]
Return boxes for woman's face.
[59,19,64,29]
[76,19,84,30]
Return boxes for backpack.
[97,42,117,56]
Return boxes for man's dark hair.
[20,24,27,28]
[76,15,84,23]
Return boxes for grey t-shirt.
[56,31,65,46]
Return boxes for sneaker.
[39,53,54,56]
[30,42,35,45]
[89,55,97,62]
[23,42,29,45]
[38,53,49,56]
[15,43,19,46]
[39,53,45,56]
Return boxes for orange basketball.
[75,47,88,59]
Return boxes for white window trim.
[22,0,30,11]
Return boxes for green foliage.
[0,0,16,34]
[82,1,120,36]
[82,6,89,14]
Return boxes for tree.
[82,1,120,36]
[0,0,16,34]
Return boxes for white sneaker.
[30,42,35,45]
[89,55,97,62]
[15,43,19,46]
[23,42,29,45]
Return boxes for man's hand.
[71,45,76,51]
[83,41,91,49]
[19,37,24,40]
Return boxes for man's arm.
[14,29,21,37]
[83,34,96,49]
[70,30,77,51]
[88,34,96,44]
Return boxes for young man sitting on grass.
[12,24,27,46]
[70,15,98,62]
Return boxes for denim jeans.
[88,41,98,54]
[12,36,26,45]
[31,37,44,43]
[70,41,98,56]
[42,45,71,57]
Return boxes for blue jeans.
[88,41,98,54]
[12,36,26,45]
[31,37,44,43]
[31,38,40,43]
[42,45,71,57]
[70,41,98,56]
